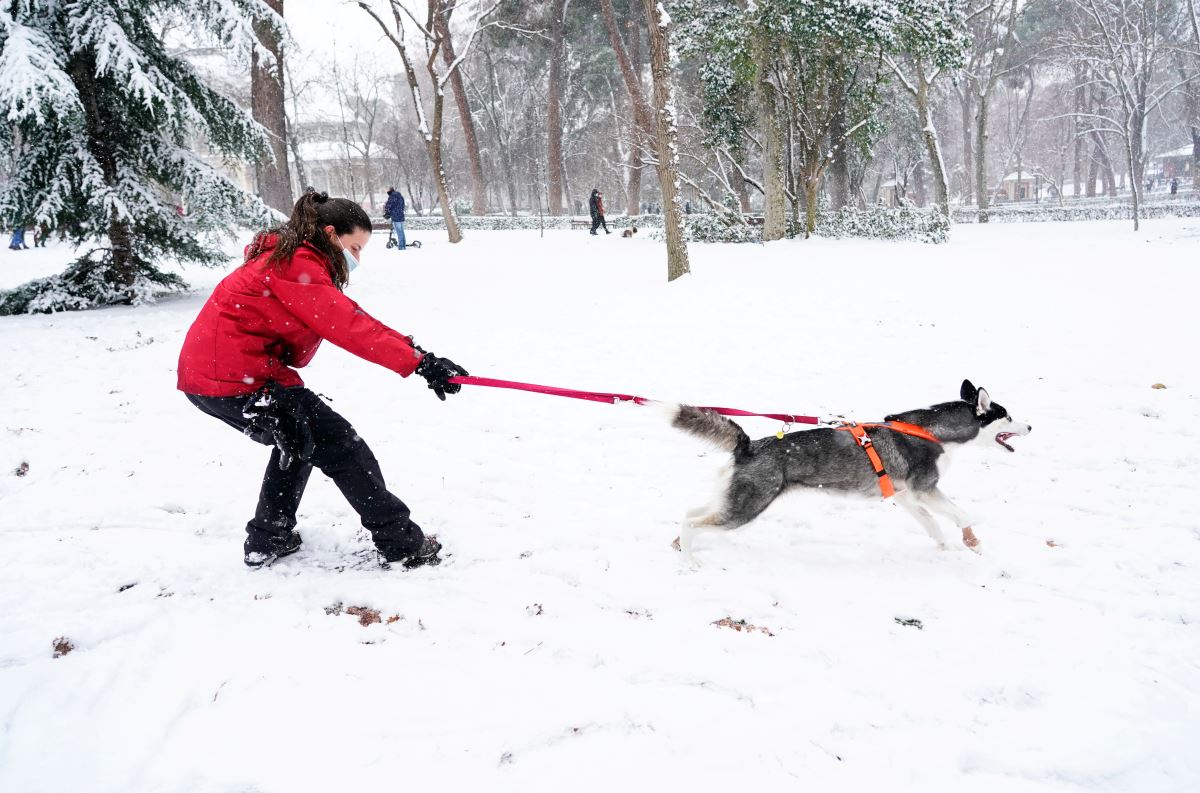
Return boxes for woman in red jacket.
[178,191,466,568]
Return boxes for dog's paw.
[962,526,982,554]
[671,536,682,552]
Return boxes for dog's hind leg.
[678,511,727,562]
[917,488,980,553]
[680,471,784,561]
[894,489,948,550]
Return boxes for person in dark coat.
[589,188,610,235]
[1170,177,1179,195]
[383,187,406,250]
[177,191,467,568]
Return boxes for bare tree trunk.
[643,0,689,281]
[755,35,786,240]
[625,2,645,216]
[70,51,135,287]
[1090,132,1117,197]
[599,0,651,217]
[803,169,819,237]
[1125,110,1146,231]
[1073,73,1085,197]
[1086,150,1099,197]
[481,47,519,216]
[546,0,566,214]
[959,89,974,205]
[1194,127,1200,191]
[974,93,990,222]
[435,1,486,215]
[626,142,644,216]
[731,159,752,212]
[828,70,851,210]
[1184,0,1199,188]
[916,63,950,217]
[251,0,293,213]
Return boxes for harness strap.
[841,423,895,498]
[836,421,942,499]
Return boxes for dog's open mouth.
[995,432,1017,452]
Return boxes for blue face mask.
[343,247,359,273]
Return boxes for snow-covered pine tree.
[0,1,280,314]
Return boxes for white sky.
[285,0,407,63]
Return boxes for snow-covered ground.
[1,220,1198,793]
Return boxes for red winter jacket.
[177,236,424,397]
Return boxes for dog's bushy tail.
[670,404,751,461]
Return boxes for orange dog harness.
[837,421,941,498]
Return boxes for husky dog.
[621,226,638,238]
[670,380,1031,558]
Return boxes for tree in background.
[0,0,276,315]
[676,0,967,237]
[251,0,293,214]
[1057,0,1197,229]
[884,1,970,219]
[642,0,689,281]
[959,0,1024,222]
[599,0,652,217]
[434,0,488,215]
[358,0,502,243]
[546,0,568,215]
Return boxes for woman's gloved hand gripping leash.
[410,338,468,401]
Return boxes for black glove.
[242,382,315,470]
[415,353,468,401]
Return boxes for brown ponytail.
[245,190,373,288]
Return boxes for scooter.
[385,228,421,250]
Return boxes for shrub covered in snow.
[951,201,1200,224]
[404,215,574,231]
[646,213,759,243]
[812,206,951,244]
[0,252,188,315]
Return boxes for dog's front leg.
[918,488,980,553]
[894,490,948,549]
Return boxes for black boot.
[381,536,443,569]
[244,529,302,567]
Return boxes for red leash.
[446,375,823,426]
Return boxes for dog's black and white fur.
[670,380,1031,558]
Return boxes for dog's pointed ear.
[975,387,992,416]
[960,379,977,403]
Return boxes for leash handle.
[447,375,822,425]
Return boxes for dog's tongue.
[996,432,1016,452]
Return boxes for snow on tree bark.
[251,0,293,215]
[644,0,690,281]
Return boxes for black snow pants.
[186,387,425,559]
[590,214,608,234]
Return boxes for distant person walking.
[589,188,609,235]
[1170,177,1179,195]
[384,188,406,250]
[8,226,27,251]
